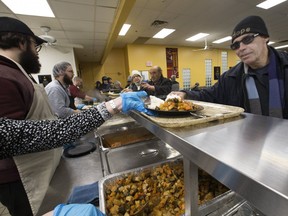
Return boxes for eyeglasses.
[35,45,42,53]
[30,39,42,53]
[230,33,259,50]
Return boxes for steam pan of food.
[96,122,157,151]
[102,139,181,174]
[99,159,243,216]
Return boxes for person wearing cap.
[99,75,110,93]
[122,70,144,92]
[45,61,80,117]
[170,15,288,119]
[141,66,172,99]
[0,17,153,216]
[0,16,54,216]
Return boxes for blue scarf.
[245,51,284,118]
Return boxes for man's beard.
[63,74,73,85]
[19,47,41,74]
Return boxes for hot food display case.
[128,110,288,216]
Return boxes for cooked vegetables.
[156,98,198,112]
[104,162,229,216]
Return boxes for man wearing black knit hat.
[169,15,288,119]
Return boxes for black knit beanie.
[231,16,269,43]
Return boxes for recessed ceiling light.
[212,36,232,44]
[268,41,275,45]
[119,24,131,36]
[275,44,288,49]
[186,33,209,41]
[153,28,175,39]
[256,0,287,9]
[1,0,55,17]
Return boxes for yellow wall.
[79,45,239,91]
[79,48,127,91]
[126,44,239,88]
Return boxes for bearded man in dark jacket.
[170,16,288,119]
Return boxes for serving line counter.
[129,111,288,216]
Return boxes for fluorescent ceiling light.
[153,28,175,39]
[268,41,275,45]
[186,33,209,41]
[119,24,131,36]
[1,0,55,17]
[212,36,232,44]
[256,0,287,9]
[275,44,288,49]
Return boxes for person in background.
[141,65,172,98]
[99,76,110,93]
[125,75,132,88]
[95,81,102,90]
[0,16,61,216]
[113,80,123,93]
[107,76,113,88]
[170,15,288,119]
[69,76,94,106]
[45,62,80,117]
[170,74,179,91]
[122,70,143,92]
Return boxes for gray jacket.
[45,80,74,118]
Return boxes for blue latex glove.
[53,204,105,216]
[120,91,155,115]
[76,104,85,110]
[92,98,97,102]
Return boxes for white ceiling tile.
[60,19,94,32]
[50,1,95,21]
[95,32,108,40]
[96,0,119,8]
[66,31,94,40]
[95,22,112,33]
[55,0,95,5]
[95,6,116,22]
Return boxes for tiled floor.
[0,203,10,216]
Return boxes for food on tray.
[147,96,164,110]
[148,95,200,112]
[104,162,229,216]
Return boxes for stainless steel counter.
[129,111,288,216]
[37,133,103,216]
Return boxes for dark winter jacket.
[183,47,288,119]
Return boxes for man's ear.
[18,40,27,50]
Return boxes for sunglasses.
[230,33,259,50]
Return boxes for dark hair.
[0,32,31,50]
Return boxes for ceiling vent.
[151,20,168,28]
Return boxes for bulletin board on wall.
[166,48,178,78]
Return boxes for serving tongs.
[189,112,209,118]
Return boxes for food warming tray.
[96,121,156,151]
[101,139,181,174]
[99,159,244,215]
